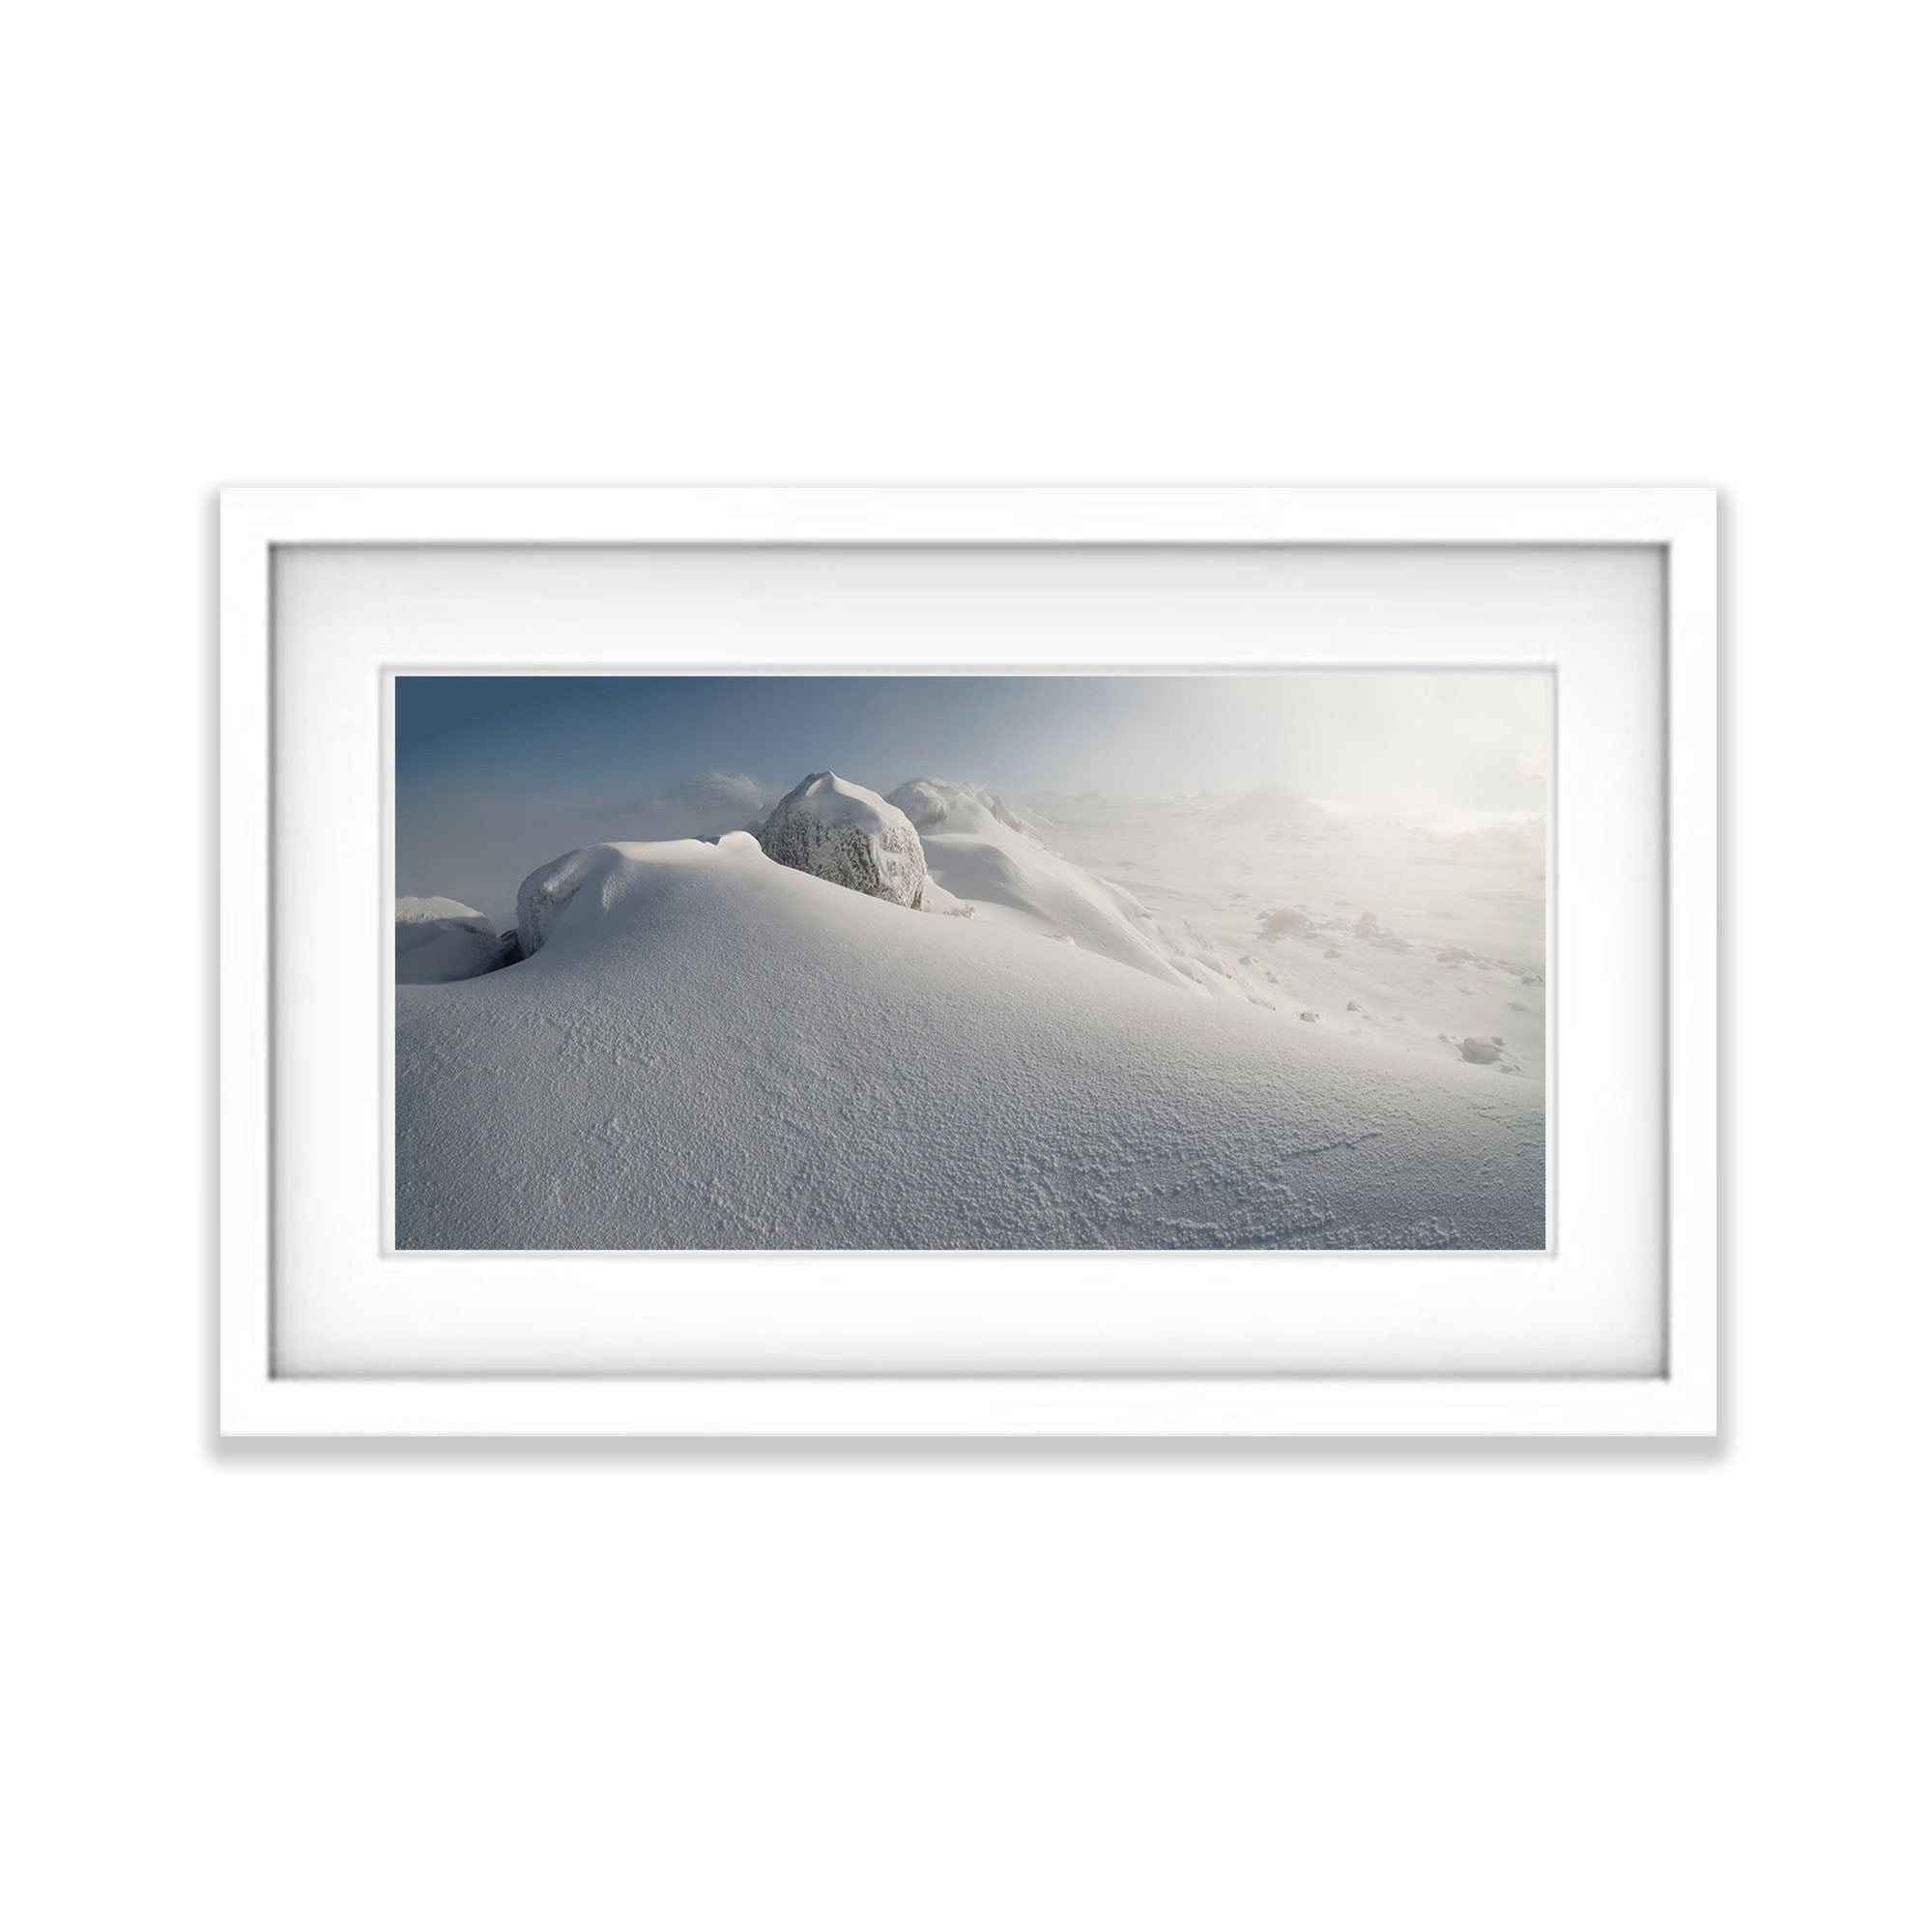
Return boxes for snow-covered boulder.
[513,832,769,962]
[887,776,1037,841]
[513,848,610,962]
[757,772,927,908]
[395,898,512,984]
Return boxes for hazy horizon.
[397,671,1549,925]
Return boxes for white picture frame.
[220,486,1717,1437]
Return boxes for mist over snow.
[394,674,1548,1250]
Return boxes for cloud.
[599,770,775,839]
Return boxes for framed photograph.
[220,487,1716,1436]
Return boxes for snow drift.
[889,777,1040,841]
[886,776,1208,992]
[395,834,1544,1250]
[394,898,511,985]
[758,771,927,908]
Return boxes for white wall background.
[5,5,1925,1927]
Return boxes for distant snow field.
[395,771,1545,1250]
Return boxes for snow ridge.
[887,775,1211,993]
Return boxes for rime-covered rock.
[757,772,927,908]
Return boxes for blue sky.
[397,672,1546,804]
[395,672,1548,924]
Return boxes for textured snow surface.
[758,771,927,908]
[887,776,1202,990]
[1023,789,1547,1081]
[396,837,1544,1250]
[394,898,511,985]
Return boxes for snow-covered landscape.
[395,676,1546,1250]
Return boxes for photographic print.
[393,671,1549,1251]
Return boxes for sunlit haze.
[397,672,1548,923]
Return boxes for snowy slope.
[396,834,1544,1250]
[885,777,1213,992]
[1026,789,1547,1081]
